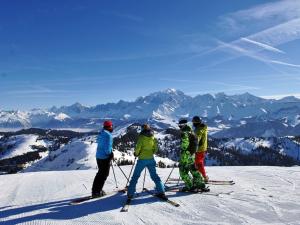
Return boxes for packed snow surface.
[1,166,300,224]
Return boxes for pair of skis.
[167,178,235,185]
[120,188,180,212]
[165,185,234,196]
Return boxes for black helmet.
[178,118,188,128]
[178,118,188,125]
[192,116,202,124]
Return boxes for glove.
[109,152,114,160]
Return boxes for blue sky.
[1,0,300,110]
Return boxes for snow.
[0,134,48,160]
[54,113,70,121]
[24,138,98,172]
[260,108,268,114]
[123,114,131,120]
[222,138,272,153]
[1,166,300,224]
[292,115,300,126]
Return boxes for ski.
[70,195,103,205]
[120,198,131,212]
[166,187,234,196]
[167,178,182,181]
[167,178,235,185]
[206,180,235,185]
[143,188,180,207]
[165,184,185,191]
[70,189,126,205]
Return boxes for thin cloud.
[241,38,285,54]
[183,1,300,70]
[228,0,300,23]
[245,17,300,49]
[220,0,300,33]
[270,60,300,68]
[214,40,300,70]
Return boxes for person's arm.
[181,132,189,151]
[104,132,113,156]
[134,136,142,157]
[153,138,158,154]
[198,126,208,151]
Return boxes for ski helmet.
[192,116,202,124]
[103,120,113,127]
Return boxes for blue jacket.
[96,129,113,159]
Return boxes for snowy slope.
[0,134,49,160]
[0,166,300,224]
[220,137,300,160]
[23,134,176,173]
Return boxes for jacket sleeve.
[104,132,113,155]
[181,132,189,151]
[134,136,142,156]
[198,126,208,151]
[153,138,158,154]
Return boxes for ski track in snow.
[0,166,300,225]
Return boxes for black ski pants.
[92,158,111,194]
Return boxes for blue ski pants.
[127,158,165,197]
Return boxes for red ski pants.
[195,151,207,178]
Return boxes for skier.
[178,118,208,192]
[91,120,114,198]
[192,116,209,182]
[127,124,165,199]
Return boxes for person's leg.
[190,165,205,189]
[179,165,193,190]
[146,159,164,194]
[127,160,146,198]
[92,158,111,195]
[195,152,207,179]
[179,152,193,190]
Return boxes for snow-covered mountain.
[1,127,299,174]
[1,89,300,137]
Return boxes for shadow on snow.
[0,191,179,224]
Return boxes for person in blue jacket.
[91,120,114,198]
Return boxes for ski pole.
[164,162,176,186]
[125,157,137,188]
[142,168,147,191]
[116,163,129,182]
[111,161,118,189]
[176,174,181,187]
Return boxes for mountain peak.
[70,102,84,108]
[277,96,300,102]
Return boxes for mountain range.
[1,89,300,138]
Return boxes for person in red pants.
[192,116,209,183]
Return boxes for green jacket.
[179,125,194,166]
[194,124,208,152]
[180,125,192,152]
[134,130,158,160]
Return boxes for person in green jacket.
[178,119,208,192]
[192,116,209,182]
[127,124,165,199]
